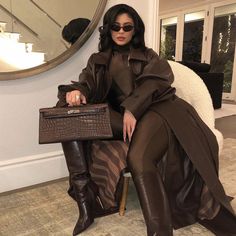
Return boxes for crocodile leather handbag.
[39,103,113,144]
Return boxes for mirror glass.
[0,0,107,80]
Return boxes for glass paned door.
[183,11,205,62]
[210,3,236,95]
[160,16,177,60]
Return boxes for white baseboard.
[0,151,68,193]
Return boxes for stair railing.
[0,4,38,37]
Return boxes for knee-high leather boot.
[132,172,173,236]
[63,141,119,221]
[62,141,94,235]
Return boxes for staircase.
[0,21,44,71]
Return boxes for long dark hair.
[98,4,146,51]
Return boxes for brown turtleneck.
[107,45,135,112]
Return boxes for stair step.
[0,29,45,70]
[0,39,28,53]
[0,32,20,42]
[0,50,45,69]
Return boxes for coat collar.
[93,47,147,66]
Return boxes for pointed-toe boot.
[72,178,94,236]
[62,141,95,235]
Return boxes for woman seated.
[57,4,236,236]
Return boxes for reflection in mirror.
[62,18,91,45]
[0,0,107,80]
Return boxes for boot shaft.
[62,140,89,175]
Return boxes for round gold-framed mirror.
[0,0,107,80]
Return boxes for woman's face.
[111,13,134,46]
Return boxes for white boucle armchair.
[169,61,223,153]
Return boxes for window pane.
[183,11,205,62]
[160,16,177,60]
[210,3,236,93]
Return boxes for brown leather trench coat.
[57,47,235,227]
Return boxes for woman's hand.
[66,90,87,106]
[123,110,136,142]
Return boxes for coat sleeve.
[120,49,175,120]
[56,54,95,107]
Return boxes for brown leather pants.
[127,110,173,236]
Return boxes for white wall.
[0,0,159,193]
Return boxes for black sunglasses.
[111,24,134,32]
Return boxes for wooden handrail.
[30,0,61,28]
[0,4,38,37]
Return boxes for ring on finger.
[75,94,80,101]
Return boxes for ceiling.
[160,0,225,14]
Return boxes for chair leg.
[119,175,130,216]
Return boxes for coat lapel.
[129,48,148,76]
[93,49,112,67]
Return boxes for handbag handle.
[40,105,108,119]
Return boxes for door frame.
[205,0,236,100]
[158,6,209,61]
[158,0,236,101]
